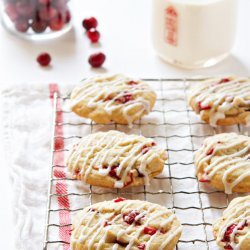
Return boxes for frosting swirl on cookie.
[67,130,167,188]
[188,76,250,126]
[195,133,250,194]
[70,74,156,127]
[213,196,250,250]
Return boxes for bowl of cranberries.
[2,0,72,40]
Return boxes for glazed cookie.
[67,130,167,188]
[188,76,250,126]
[71,198,182,250]
[213,196,250,250]
[70,74,156,127]
[195,133,250,194]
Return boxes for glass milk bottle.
[152,0,238,69]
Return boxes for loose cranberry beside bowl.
[1,0,72,40]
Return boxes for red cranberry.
[224,245,233,250]
[219,78,230,84]
[142,145,150,154]
[16,1,35,19]
[124,173,134,187]
[137,243,145,250]
[206,147,214,156]
[104,221,112,227]
[199,179,210,183]
[144,226,157,235]
[15,18,29,32]
[114,197,126,203]
[222,224,237,242]
[31,20,47,33]
[82,17,98,30]
[88,52,106,68]
[49,15,64,31]
[87,29,100,43]
[127,81,138,85]
[39,6,58,21]
[123,211,141,225]
[5,3,18,22]
[222,222,247,245]
[64,9,71,23]
[115,94,133,104]
[109,165,120,180]
[198,101,211,111]
[37,52,51,67]
[38,0,51,4]
[74,168,80,175]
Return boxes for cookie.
[71,198,182,250]
[188,76,250,126]
[70,74,156,127]
[213,196,250,250]
[66,130,167,188]
[195,133,250,194]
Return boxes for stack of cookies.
[66,74,250,250]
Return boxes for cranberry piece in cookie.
[71,200,182,250]
[144,226,157,235]
[114,197,126,203]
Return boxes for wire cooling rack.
[43,78,249,250]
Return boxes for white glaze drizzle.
[190,77,250,126]
[112,244,119,250]
[159,226,183,250]
[195,133,250,194]
[73,200,182,250]
[67,130,166,188]
[70,74,155,127]
[216,196,250,249]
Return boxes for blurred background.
[0,0,249,90]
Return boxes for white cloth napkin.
[2,84,55,250]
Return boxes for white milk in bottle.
[152,0,238,68]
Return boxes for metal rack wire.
[43,78,248,250]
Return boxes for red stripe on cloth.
[49,84,71,250]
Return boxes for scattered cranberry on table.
[82,17,98,31]
[87,29,100,43]
[4,0,71,34]
[88,52,106,68]
[37,52,51,67]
